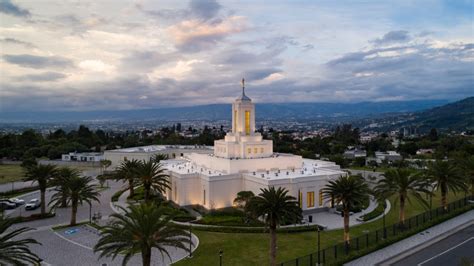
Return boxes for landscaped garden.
[173,190,470,266]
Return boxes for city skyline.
[1,0,473,112]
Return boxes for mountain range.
[0,99,450,123]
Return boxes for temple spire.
[236,78,251,101]
[241,78,245,96]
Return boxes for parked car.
[0,199,17,210]
[25,199,41,210]
[9,198,25,206]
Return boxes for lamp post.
[188,225,193,258]
[317,226,321,265]
[383,210,387,239]
[219,250,223,266]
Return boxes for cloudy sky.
[0,0,473,111]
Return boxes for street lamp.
[219,250,223,266]
[188,225,193,258]
[317,226,321,265]
[383,209,387,239]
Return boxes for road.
[390,224,474,266]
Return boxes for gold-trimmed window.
[307,192,315,208]
[245,110,250,135]
[234,110,237,132]
[247,148,251,154]
[298,191,302,208]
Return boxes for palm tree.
[115,159,140,197]
[50,175,100,226]
[151,153,169,163]
[427,160,467,211]
[374,168,431,226]
[51,167,82,208]
[94,203,191,266]
[25,164,58,215]
[459,156,474,197]
[247,187,301,266]
[0,217,41,265]
[135,160,171,202]
[100,159,112,175]
[322,175,370,245]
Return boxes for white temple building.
[163,80,346,219]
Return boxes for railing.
[279,195,473,266]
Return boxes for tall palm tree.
[50,175,100,226]
[247,187,302,266]
[51,167,82,208]
[0,217,41,265]
[115,159,141,197]
[135,160,171,202]
[374,168,431,226]
[94,203,191,266]
[25,164,58,215]
[322,175,370,245]
[427,160,467,211]
[459,156,474,197]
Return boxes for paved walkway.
[345,209,474,266]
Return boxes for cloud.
[167,16,247,52]
[189,0,221,20]
[0,37,35,48]
[0,0,30,17]
[16,72,66,82]
[3,54,74,69]
[121,51,180,71]
[371,30,411,46]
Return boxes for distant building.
[62,152,104,162]
[343,148,367,159]
[366,151,402,165]
[416,149,434,155]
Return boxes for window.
[254,147,258,154]
[245,110,250,135]
[234,110,237,132]
[298,190,302,208]
[124,156,128,161]
[307,192,315,208]
[203,189,206,205]
[319,190,323,206]
[247,148,251,154]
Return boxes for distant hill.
[399,97,474,131]
[0,100,449,123]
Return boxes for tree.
[322,175,370,245]
[459,156,474,197]
[94,203,191,266]
[374,169,431,226]
[25,164,58,215]
[427,160,467,211]
[51,167,82,208]
[50,175,100,226]
[100,159,112,175]
[0,217,41,265]
[115,159,141,197]
[247,187,302,266]
[150,153,169,163]
[233,191,255,209]
[135,160,171,202]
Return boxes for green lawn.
[174,191,467,266]
[0,164,26,184]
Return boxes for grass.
[173,191,468,266]
[0,164,25,184]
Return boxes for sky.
[0,0,473,112]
